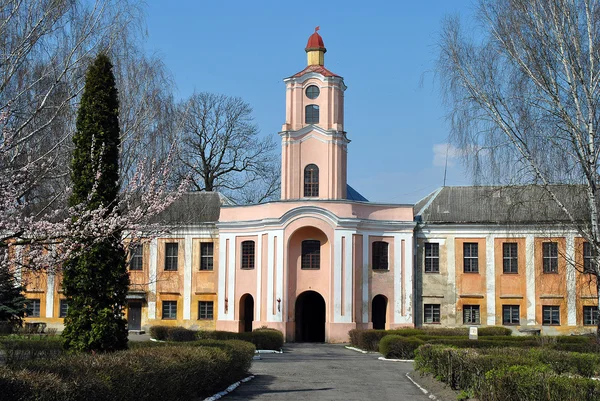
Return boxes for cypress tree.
[62,54,129,352]
[0,265,26,326]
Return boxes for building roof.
[415,185,589,225]
[290,64,340,78]
[306,30,326,52]
[347,184,369,202]
[150,191,228,225]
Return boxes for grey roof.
[347,184,369,202]
[150,191,225,225]
[415,185,589,224]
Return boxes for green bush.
[0,337,64,365]
[196,329,283,350]
[2,341,254,401]
[347,329,388,351]
[166,327,196,342]
[477,327,512,336]
[425,338,539,349]
[528,348,600,377]
[379,335,424,359]
[149,325,169,341]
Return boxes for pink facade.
[216,31,415,342]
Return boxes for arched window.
[241,240,255,269]
[305,104,319,124]
[372,241,389,270]
[301,240,320,269]
[304,164,319,197]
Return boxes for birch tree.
[438,0,600,334]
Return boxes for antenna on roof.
[443,143,449,187]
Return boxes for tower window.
[372,241,389,270]
[241,240,255,270]
[301,240,320,269]
[305,104,319,124]
[304,164,319,197]
[306,85,320,99]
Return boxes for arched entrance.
[240,294,254,332]
[295,291,325,342]
[372,294,387,330]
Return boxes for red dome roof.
[306,29,326,52]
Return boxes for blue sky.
[143,0,475,204]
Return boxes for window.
[164,243,178,271]
[503,242,518,274]
[129,244,143,271]
[424,304,441,323]
[25,299,40,317]
[198,301,214,320]
[59,300,68,318]
[543,242,558,273]
[463,305,480,324]
[305,104,319,124]
[241,241,255,269]
[583,306,599,326]
[463,243,479,273]
[305,85,320,99]
[162,301,177,319]
[200,242,214,271]
[542,305,560,325]
[304,164,319,197]
[584,242,595,273]
[424,243,439,273]
[372,241,389,270]
[301,240,320,269]
[502,305,520,325]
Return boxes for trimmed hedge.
[149,326,284,350]
[379,335,424,359]
[1,340,254,401]
[0,337,64,365]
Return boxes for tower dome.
[305,27,326,66]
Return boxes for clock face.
[306,85,320,100]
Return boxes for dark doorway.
[372,295,387,330]
[295,291,326,342]
[128,302,142,331]
[241,294,254,332]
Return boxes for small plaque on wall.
[469,326,478,340]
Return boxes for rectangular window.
[162,301,177,319]
[372,241,389,270]
[502,305,520,325]
[424,243,440,273]
[59,299,68,318]
[198,301,214,319]
[583,306,599,326]
[200,242,214,271]
[241,241,255,269]
[301,240,321,269]
[543,242,558,273]
[164,243,179,271]
[542,305,560,325]
[463,305,480,324]
[25,299,40,318]
[424,304,441,324]
[129,244,143,271]
[503,242,518,274]
[584,242,595,273]
[463,242,479,273]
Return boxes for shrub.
[2,342,254,401]
[347,329,388,351]
[0,337,64,365]
[477,327,512,336]
[149,325,169,341]
[528,348,600,377]
[379,335,424,359]
[166,327,196,342]
[196,329,284,350]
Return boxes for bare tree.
[438,0,600,334]
[175,92,279,204]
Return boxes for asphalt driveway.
[225,343,432,401]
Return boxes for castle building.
[19,31,598,340]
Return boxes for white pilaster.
[276,232,284,322]
[447,237,456,321]
[227,235,236,320]
[393,234,403,324]
[266,230,284,322]
[362,234,369,323]
[148,238,157,319]
[344,232,353,323]
[525,234,536,324]
[403,234,413,324]
[486,235,495,325]
[15,246,22,284]
[566,234,576,326]
[183,235,192,320]
[218,234,234,321]
[45,272,54,318]
[256,234,262,322]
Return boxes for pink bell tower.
[280,28,349,200]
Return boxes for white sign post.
[469,326,478,340]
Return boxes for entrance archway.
[240,294,254,332]
[372,294,387,330]
[295,291,325,342]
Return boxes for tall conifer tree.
[62,54,129,352]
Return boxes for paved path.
[226,343,431,401]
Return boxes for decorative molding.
[499,295,524,299]
[539,294,564,299]
[460,294,485,299]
